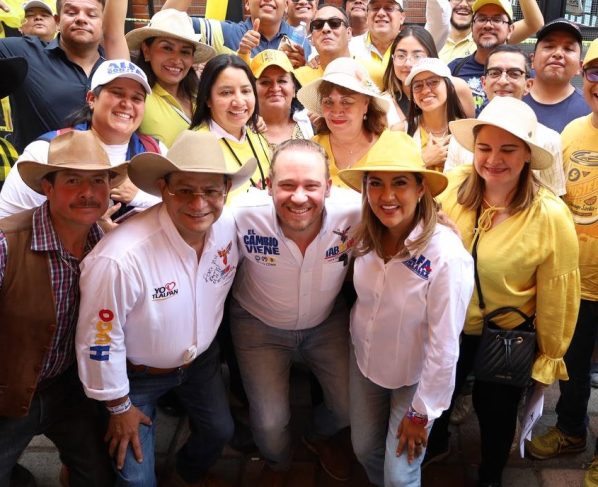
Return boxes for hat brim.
[0,57,28,99]
[127,152,258,197]
[449,119,554,170]
[338,164,448,197]
[297,75,389,116]
[538,22,582,46]
[17,161,129,195]
[125,29,216,64]
[252,59,293,79]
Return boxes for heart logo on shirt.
[165,281,176,292]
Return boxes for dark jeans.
[556,299,598,440]
[0,366,113,487]
[427,334,525,483]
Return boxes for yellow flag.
[205,0,228,21]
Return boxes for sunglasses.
[309,17,347,32]
[411,76,443,93]
[584,67,598,83]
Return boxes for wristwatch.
[406,405,428,426]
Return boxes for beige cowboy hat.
[125,9,216,64]
[449,97,553,170]
[338,130,448,196]
[18,130,128,194]
[297,57,389,115]
[128,130,258,197]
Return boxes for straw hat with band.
[128,131,257,197]
[250,49,294,79]
[18,131,128,195]
[449,97,553,170]
[125,9,216,64]
[297,57,389,116]
[338,131,448,196]
[471,0,513,21]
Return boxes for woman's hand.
[422,134,450,169]
[396,415,428,464]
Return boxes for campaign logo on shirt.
[89,309,114,361]
[243,229,280,266]
[152,281,179,300]
[403,254,432,280]
[325,226,355,266]
[204,241,237,285]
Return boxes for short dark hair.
[316,3,349,23]
[56,0,105,14]
[191,54,260,131]
[485,44,531,77]
[42,172,57,185]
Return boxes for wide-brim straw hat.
[125,9,216,64]
[128,130,258,197]
[18,131,128,194]
[250,49,294,79]
[0,56,27,99]
[338,130,448,196]
[297,57,389,115]
[449,97,553,170]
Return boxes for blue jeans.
[349,351,432,487]
[229,297,350,471]
[0,367,113,487]
[557,299,598,439]
[117,341,233,487]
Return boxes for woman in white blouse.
[338,131,474,487]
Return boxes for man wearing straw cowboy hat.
[229,139,360,485]
[75,130,256,487]
[0,130,125,486]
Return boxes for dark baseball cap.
[536,18,582,46]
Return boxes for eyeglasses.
[166,186,227,204]
[583,67,598,82]
[473,15,510,27]
[411,76,443,93]
[309,17,348,32]
[485,67,527,80]
[393,52,426,64]
[367,3,403,14]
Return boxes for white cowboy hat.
[125,9,216,64]
[128,130,257,197]
[449,97,553,170]
[297,57,389,115]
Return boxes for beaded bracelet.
[406,405,428,426]
[106,397,132,415]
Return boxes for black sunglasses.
[309,17,347,32]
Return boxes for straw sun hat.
[128,131,257,197]
[125,9,216,64]
[449,97,553,170]
[338,131,448,196]
[297,57,389,116]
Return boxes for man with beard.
[440,0,543,63]
[523,18,590,133]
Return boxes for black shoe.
[10,464,37,487]
[421,442,450,469]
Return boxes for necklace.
[421,122,448,138]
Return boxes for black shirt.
[0,35,104,152]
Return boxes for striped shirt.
[0,202,103,381]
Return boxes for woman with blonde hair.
[338,131,474,486]
[425,97,580,487]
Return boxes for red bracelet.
[406,406,428,426]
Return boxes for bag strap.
[472,205,486,312]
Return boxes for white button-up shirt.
[232,189,361,330]
[351,223,474,420]
[75,204,238,401]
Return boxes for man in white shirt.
[75,131,256,487]
[230,139,360,486]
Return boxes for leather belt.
[126,360,191,375]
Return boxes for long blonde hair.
[353,172,438,259]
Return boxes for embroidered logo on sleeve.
[403,254,432,280]
[90,309,114,361]
[152,281,179,300]
[204,240,237,284]
[325,226,354,266]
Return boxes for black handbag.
[470,213,537,388]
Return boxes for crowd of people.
[0,0,595,487]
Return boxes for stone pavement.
[16,373,598,487]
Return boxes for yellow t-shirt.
[194,123,271,204]
[439,33,476,64]
[439,165,581,384]
[562,114,598,301]
[139,84,193,148]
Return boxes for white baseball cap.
[91,59,152,95]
